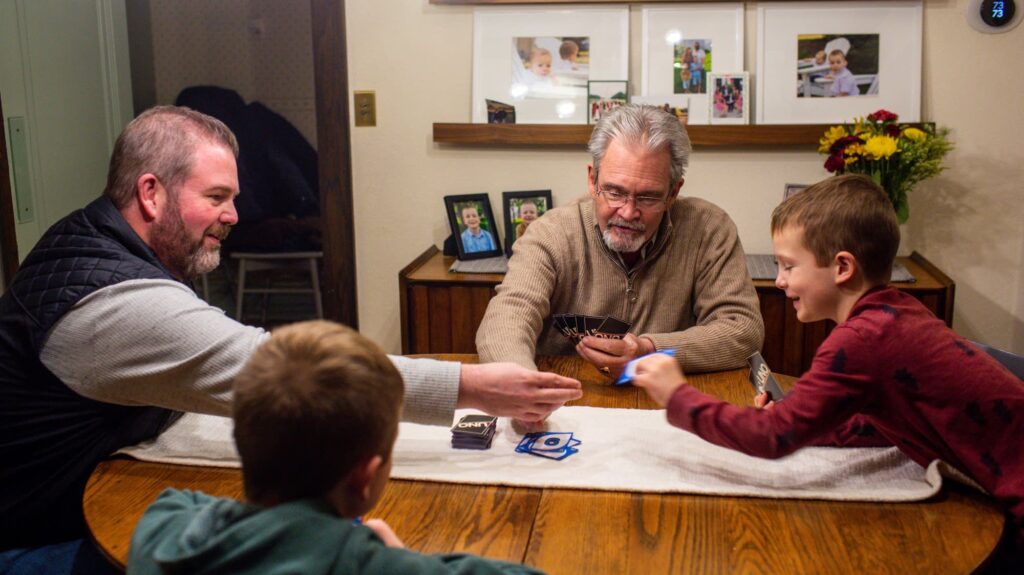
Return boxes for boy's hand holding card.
[628,350,686,407]
[747,351,786,405]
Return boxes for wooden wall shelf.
[435,123,829,148]
[433,122,934,148]
[430,0,846,4]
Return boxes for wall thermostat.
[966,0,1021,33]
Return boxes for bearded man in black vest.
[0,107,580,573]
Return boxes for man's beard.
[601,216,647,253]
[150,199,231,281]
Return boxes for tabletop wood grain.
[84,355,1005,573]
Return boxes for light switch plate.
[354,91,376,127]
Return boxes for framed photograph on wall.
[784,183,809,200]
[472,6,629,125]
[708,73,749,124]
[588,80,629,124]
[756,1,922,124]
[640,4,744,126]
[631,95,690,125]
[444,194,503,261]
[502,190,553,256]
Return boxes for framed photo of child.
[587,81,629,124]
[502,190,553,256]
[639,4,744,126]
[756,2,922,124]
[444,194,503,261]
[707,73,749,125]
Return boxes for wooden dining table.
[84,355,1005,574]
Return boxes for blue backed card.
[615,348,676,386]
[515,431,581,461]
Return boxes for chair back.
[971,340,1024,380]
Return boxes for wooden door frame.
[0,91,20,287]
[311,0,358,328]
[0,6,358,312]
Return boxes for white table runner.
[117,406,946,502]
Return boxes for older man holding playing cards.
[477,104,763,378]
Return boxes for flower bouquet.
[819,109,952,223]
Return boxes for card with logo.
[747,351,786,401]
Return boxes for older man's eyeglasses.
[598,189,668,212]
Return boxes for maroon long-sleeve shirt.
[666,287,1024,539]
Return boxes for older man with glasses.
[477,104,763,385]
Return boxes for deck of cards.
[515,431,581,461]
[553,314,632,342]
[450,414,497,450]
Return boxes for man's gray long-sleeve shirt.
[40,279,460,425]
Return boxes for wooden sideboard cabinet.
[399,246,954,376]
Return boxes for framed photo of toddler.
[756,1,922,124]
[502,190,553,256]
[708,73,749,125]
[444,194,503,261]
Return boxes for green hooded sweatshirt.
[128,489,545,575]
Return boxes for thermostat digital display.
[981,0,1015,26]
[966,0,1021,32]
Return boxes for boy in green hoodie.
[128,320,544,575]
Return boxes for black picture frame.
[444,194,503,261]
[502,190,553,256]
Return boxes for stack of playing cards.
[552,314,632,342]
[450,414,497,450]
[515,431,581,461]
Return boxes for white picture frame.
[708,72,749,125]
[472,6,629,125]
[640,3,744,126]
[756,1,922,125]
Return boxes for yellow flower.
[902,127,926,142]
[863,136,898,160]
[818,125,848,153]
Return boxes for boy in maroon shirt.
[633,174,1023,568]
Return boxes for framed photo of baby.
[444,194,503,261]
[502,190,553,256]
[472,6,629,124]
[512,36,590,100]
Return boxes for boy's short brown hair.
[233,320,404,504]
[771,174,899,286]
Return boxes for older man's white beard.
[602,216,647,253]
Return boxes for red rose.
[868,109,898,123]
[824,153,845,173]
[885,124,902,137]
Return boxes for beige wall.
[347,0,1024,355]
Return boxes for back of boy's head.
[771,174,899,286]
[233,320,404,504]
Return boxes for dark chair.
[971,340,1024,380]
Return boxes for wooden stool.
[231,251,323,322]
